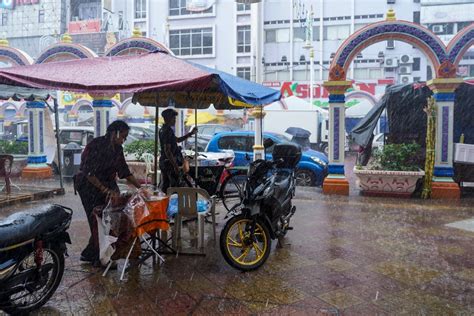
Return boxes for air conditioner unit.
[384,57,398,68]
[400,54,413,64]
[400,75,412,84]
[433,25,444,33]
[399,66,412,74]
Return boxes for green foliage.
[124,140,156,162]
[369,143,423,171]
[0,140,28,155]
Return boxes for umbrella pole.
[53,99,64,192]
[194,106,198,180]
[153,106,159,189]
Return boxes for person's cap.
[162,108,178,120]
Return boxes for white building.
[0,0,67,60]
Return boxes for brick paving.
[0,183,473,315]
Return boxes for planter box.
[353,167,425,197]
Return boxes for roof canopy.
[0,84,56,101]
[0,51,280,109]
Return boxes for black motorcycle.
[0,204,72,314]
[220,142,301,271]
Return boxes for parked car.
[372,133,385,151]
[186,124,240,151]
[206,131,328,186]
[128,124,156,140]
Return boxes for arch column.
[21,101,52,179]
[322,81,352,195]
[427,78,463,199]
[250,109,266,161]
[90,94,114,137]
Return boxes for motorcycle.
[0,204,72,314]
[220,141,301,271]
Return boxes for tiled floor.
[1,186,473,315]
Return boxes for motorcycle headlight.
[311,156,327,166]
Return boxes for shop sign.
[263,79,393,100]
[68,20,101,34]
[0,0,40,9]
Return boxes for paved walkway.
[1,185,473,315]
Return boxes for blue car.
[206,131,328,186]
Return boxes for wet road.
[1,184,473,315]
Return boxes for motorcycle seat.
[274,169,292,188]
[0,205,71,250]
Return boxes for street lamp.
[303,8,314,106]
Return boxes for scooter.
[0,205,72,314]
[220,141,301,271]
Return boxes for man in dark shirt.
[75,120,142,265]
[159,109,197,192]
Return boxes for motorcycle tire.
[2,246,65,315]
[220,214,271,271]
[220,173,246,212]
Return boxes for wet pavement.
[1,183,473,315]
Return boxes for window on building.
[312,26,320,41]
[135,0,146,19]
[354,68,368,79]
[470,65,474,77]
[276,28,290,42]
[413,57,421,71]
[369,69,382,79]
[237,3,250,11]
[169,0,213,16]
[38,9,45,23]
[427,65,433,81]
[1,13,7,26]
[237,25,251,53]
[169,28,213,56]
[458,22,471,32]
[265,29,276,43]
[265,29,291,43]
[355,23,367,31]
[237,67,251,80]
[323,25,350,40]
[413,11,420,24]
[293,27,305,42]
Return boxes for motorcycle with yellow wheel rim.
[220,214,271,271]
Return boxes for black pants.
[77,183,108,261]
[160,163,180,194]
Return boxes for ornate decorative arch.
[35,42,97,64]
[330,20,447,81]
[119,97,133,114]
[105,37,172,56]
[70,99,93,115]
[345,90,379,105]
[447,23,474,67]
[17,102,28,118]
[0,102,18,118]
[0,46,33,66]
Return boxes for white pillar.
[252,109,265,161]
[22,101,52,178]
[427,78,462,199]
[322,81,351,195]
[92,98,113,137]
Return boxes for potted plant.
[353,143,425,197]
[124,140,156,183]
[0,140,28,176]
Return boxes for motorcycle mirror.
[263,138,274,149]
